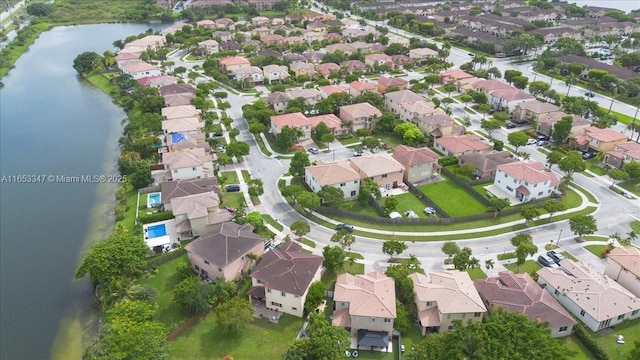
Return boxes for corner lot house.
[185,222,264,281]
[161,148,214,181]
[576,126,628,153]
[604,246,640,297]
[333,272,396,350]
[513,100,563,122]
[474,272,576,338]
[537,261,640,332]
[604,142,640,169]
[492,161,559,203]
[248,242,323,318]
[349,152,405,190]
[393,145,441,184]
[305,160,361,199]
[270,112,313,140]
[410,271,487,335]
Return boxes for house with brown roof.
[169,190,232,238]
[160,178,220,209]
[384,90,424,116]
[339,103,382,132]
[214,17,235,31]
[319,85,349,99]
[536,113,590,139]
[349,152,405,190]
[513,100,563,122]
[185,223,263,282]
[308,114,344,135]
[303,30,325,44]
[164,93,194,107]
[332,272,396,349]
[340,60,367,73]
[349,80,378,97]
[162,105,199,120]
[264,92,290,114]
[365,53,393,69]
[474,272,576,338]
[289,62,316,78]
[604,246,640,298]
[305,160,361,199]
[492,161,559,203]
[488,87,536,112]
[377,76,408,94]
[409,47,439,63]
[537,261,640,332]
[578,127,628,153]
[459,151,516,181]
[325,43,356,55]
[434,135,492,156]
[138,75,177,88]
[604,142,640,169]
[219,56,251,73]
[413,113,464,139]
[393,145,441,184]
[270,112,313,140]
[286,88,322,106]
[439,69,474,85]
[315,62,341,77]
[233,66,264,84]
[410,271,487,335]
[262,64,289,84]
[162,117,204,135]
[260,33,285,46]
[248,242,323,318]
[165,131,210,153]
[162,148,214,181]
[119,60,161,80]
[160,83,196,97]
[197,39,219,56]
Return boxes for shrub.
[138,211,174,224]
[439,156,459,166]
[574,324,610,360]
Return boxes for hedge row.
[574,323,609,360]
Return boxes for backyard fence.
[138,184,161,194]
[405,181,450,218]
[147,248,186,268]
[439,167,497,210]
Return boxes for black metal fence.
[405,181,450,218]
[440,167,497,209]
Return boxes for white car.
[526,139,537,145]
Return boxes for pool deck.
[142,219,177,249]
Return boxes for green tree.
[546,150,564,171]
[289,150,311,177]
[453,247,472,270]
[313,121,331,139]
[290,220,311,240]
[441,241,460,257]
[173,276,214,314]
[485,259,495,270]
[552,116,573,143]
[569,215,598,240]
[528,81,550,96]
[27,3,54,16]
[249,121,266,134]
[226,141,250,158]
[625,161,640,179]
[382,240,408,258]
[520,205,542,225]
[245,211,264,230]
[276,126,302,150]
[305,315,351,360]
[490,197,510,210]
[304,281,326,314]
[317,185,344,204]
[460,94,473,108]
[322,245,346,273]
[543,200,566,222]
[358,178,381,204]
[296,191,321,212]
[559,151,586,181]
[331,230,356,249]
[75,226,150,287]
[628,340,640,360]
[383,196,399,216]
[481,119,501,137]
[215,297,254,333]
[609,168,630,186]
[377,112,398,133]
[511,234,537,272]
[126,284,159,304]
[73,51,103,76]
[248,178,264,198]
[512,75,529,89]
[507,132,528,152]
[504,70,522,85]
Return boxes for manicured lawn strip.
[593,317,640,360]
[631,221,640,233]
[393,192,430,218]
[560,251,578,262]
[221,192,246,209]
[504,260,542,273]
[219,171,239,185]
[334,199,380,217]
[582,235,608,242]
[354,349,396,360]
[571,183,598,204]
[559,335,597,360]
[345,251,364,260]
[497,252,516,260]
[401,325,426,351]
[618,179,640,196]
[585,245,609,259]
[537,148,551,155]
[338,135,361,146]
[343,262,365,275]
[86,73,116,94]
[609,109,635,126]
[418,175,489,217]
[241,170,251,183]
[168,313,303,359]
[583,161,607,176]
[140,255,190,330]
[121,185,139,230]
[300,237,316,248]
[465,268,487,280]
[262,214,284,231]
[471,182,492,197]
[253,133,273,156]
[375,133,404,149]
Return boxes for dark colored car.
[538,254,559,268]
[506,123,517,129]
[585,92,595,98]
[582,152,596,160]
[547,250,565,263]
[336,223,354,232]
[212,131,223,137]
[537,140,549,146]
[225,184,240,192]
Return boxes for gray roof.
[459,151,516,173]
[161,178,220,205]
[159,83,196,96]
[185,222,263,267]
[250,242,323,296]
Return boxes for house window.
[447,314,451,319]
[633,310,639,316]
[281,291,286,297]
[618,315,625,320]
[295,295,300,298]
[350,190,356,197]
[354,180,358,184]
[292,307,298,311]
[192,167,196,171]
[461,313,466,318]
[355,316,360,322]
[534,183,538,187]
[382,174,387,178]
[271,301,282,307]
[538,192,543,196]
[474,312,481,317]
[194,265,200,271]
[506,186,513,192]
[504,173,507,178]
[340,183,345,187]
[554,289,559,296]
[580,310,586,317]
[559,326,568,332]
[204,260,210,265]
[218,267,222,272]
[173,170,178,173]
[341,302,348,307]
[448,325,455,331]
[371,318,375,322]
[426,301,433,306]
[384,318,391,323]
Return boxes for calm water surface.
[0,23,165,360]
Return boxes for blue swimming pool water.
[147,224,167,238]
[171,132,186,144]
[148,192,161,207]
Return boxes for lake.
[0,23,165,360]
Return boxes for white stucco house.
[491,161,559,203]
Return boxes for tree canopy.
[215,297,254,333]
[289,150,310,178]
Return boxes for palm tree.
[607,80,622,113]
[460,332,484,360]
[565,73,578,96]
[127,284,159,304]
[485,259,495,270]
[468,257,480,269]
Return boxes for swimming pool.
[148,192,161,208]
[147,224,167,239]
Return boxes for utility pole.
[557,229,563,247]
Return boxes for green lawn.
[571,183,599,204]
[343,262,365,275]
[585,245,609,259]
[561,251,578,262]
[241,170,251,183]
[631,221,640,233]
[300,237,316,248]
[121,185,140,230]
[504,260,542,274]
[140,255,190,330]
[618,179,640,196]
[169,313,303,359]
[593,317,640,360]
[559,335,597,360]
[497,252,516,260]
[345,251,365,260]
[219,171,239,185]
[253,133,273,156]
[338,135,361,146]
[582,235,608,242]
[465,267,487,280]
[393,193,430,218]
[221,192,246,209]
[418,175,489,217]
[401,325,425,351]
[376,133,404,149]
[333,199,381,217]
[583,160,607,176]
[262,214,284,231]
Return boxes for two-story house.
[286,88,322,106]
[162,105,199,120]
[197,39,219,55]
[414,113,465,139]
[349,80,378,97]
[264,92,290,114]
[349,152,405,190]
[185,222,262,281]
[393,145,441,184]
[474,272,577,338]
[119,60,162,80]
[459,151,516,181]
[270,112,313,140]
[305,160,361,199]
[248,242,323,318]
[489,88,536,112]
[333,272,396,350]
[409,47,439,64]
[410,271,487,335]
[289,62,316,79]
[377,76,408,94]
[434,135,492,157]
[537,261,640,332]
[492,161,560,203]
[262,64,289,84]
[162,117,204,135]
[168,191,232,238]
[365,53,393,69]
[339,102,382,132]
[576,127,628,153]
[604,246,640,298]
[218,56,251,73]
[513,100,563,123]
[161,148,214,181]
[384,90,424,116]
[604,142,640,169]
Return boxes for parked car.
[353,150,363,157]
[423,207,436,215]
[223,206,236,213]
[308,147,319,154]
[217,146,226,152]
[538,254,559,268]
[212,131,223,137]
[537,140,549,146]
[537,135,549,141]
[584,91,595,98]
[506,123,517,129]
[336,223,354,232]
[547,250,565,263]
[468,53,475,57]
[622,192,634,199]
[526,138,537,145]
[582,151,596,160]
[225,184,240,192]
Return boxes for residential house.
[169,191,232,238]
[115,52,141,66]
[162,117,204,135]
[307,114,344,135]
[604,142,640,169]
[163,93,194,107]
[305,160,361,199]
[160,84,196,98]
[283,52,307,63]
[576,127,628,153]
[492,161,560,202]
[325,43,356,55]
[285,88,322,106]
[391,54,412,68]
[409,47,439,63]
[165,131,210,153]
[137,75,177,88]
[219,56,251,73]
[197,39,219,55]
[119,60,161,80]
[303,50,324,64]
[248,242,323,318]
[459,151,516,181]
[472,79,513,94]
[393,145,441,183]
[289,62,316,78]
[196,19,215,28]
[270,112,313,140]
[333,272,396,349]
[377,76,408,94]
[559,54,639,81]
[439,69,474,85]
[307,21,328,32]
[349,80,378,97]
[384,90,424,115]
[537,113,590,139]
[513,100,563,122]
[365,53,393,69]
[537,261,640,332]
[232,66,264,84]
[260,33,285,46]
[251,16,270,27]
[339,102,382,132]
[212,31,233,42]
[162,105,199,120]
[604,246,640,298]
[214,17,236,31]
[474,272,577,338]
[315,62,341,77]
[218,40,241,52]
[160,178,219,209]
[262,64,289,84]
[413,113,464,139]
[340,59,367,73]
[162,148,214,181]
[410,271,487,335]
[126,35,166,51]
[319,85,349,99]
[534,27,578,44]
[258,49,283,59]
[349,152,405,190]
[349,41,374,53]
[303,31,325,44]
[434,135,492,156]
[264,92,290,114]
[284,37,305,47]
[489,88,536,112]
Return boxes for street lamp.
[557,229,563,248]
